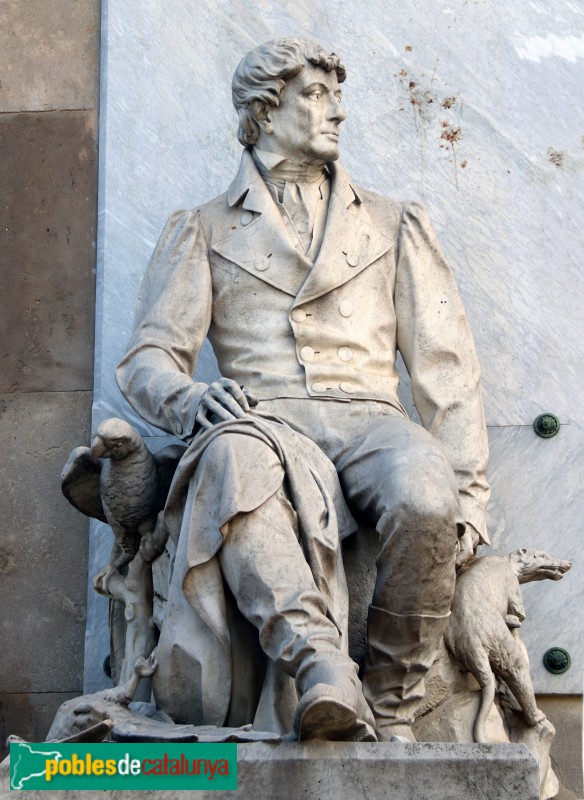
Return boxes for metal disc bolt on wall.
[543,647,571,675]
[533,413,560,439]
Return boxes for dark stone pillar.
[0,0,101,755]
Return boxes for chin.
[310,146,340,162]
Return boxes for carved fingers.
[196,378,258,430]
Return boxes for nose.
[327,96,346,123]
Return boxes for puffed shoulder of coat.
[116,209,213,440]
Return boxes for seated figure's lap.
[195,402,463,552]
[333,413,462,532]
[192,401,461,617]
[256,399,462,532]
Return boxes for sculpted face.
[259,62,346,163]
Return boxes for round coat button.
[339,301,352,317]
[338,346,353,362]
[254,256,270,271]
[346,252,359,267]
[300,346,315,362]
[311,382,326,393]
[292,309,307,322]
[241,210,253,226]
[339,381,355,394]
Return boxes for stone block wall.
[0,0,100,756]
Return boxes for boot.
[362,605,450,741]
[219,492,376,742]
[294,655,376,741]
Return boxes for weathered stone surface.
[536,695,583,800]
[0,742,540,800]
[416,693,559,800]
[0,0,100,113]
[85,6,582,794]
[415,691,508,744]
[0,391,91,693]
[0,0,100,783]
[83,519,116,693]
[343,526,377,669]
[0,693,79,761]
[0,110,97,393]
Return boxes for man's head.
[232,38,346,163]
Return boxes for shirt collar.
[227,148,362,210]
[253,148,288,171]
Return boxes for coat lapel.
[293,161,394,307]
[212,152,394,303]
[212,151,313,297]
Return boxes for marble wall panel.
[0,111,98,393]
[0,0,100,112]
[0,391,91,694]
[83,519,115,693]
[486,424,583,693]
[92,0,583,696]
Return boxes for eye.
[310,90,322,100]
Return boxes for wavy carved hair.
[232,38,346,147]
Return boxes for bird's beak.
[90,436,107,462]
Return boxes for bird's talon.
[94,566,117,596]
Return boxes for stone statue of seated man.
[115,37,490,743]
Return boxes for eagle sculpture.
[61,418,185,593]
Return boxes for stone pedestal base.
[0,741,540,800]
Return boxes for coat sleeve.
[394,201,490,544]
[116,210,213,440]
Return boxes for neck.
[253,149,327,186]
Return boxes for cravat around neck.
[253,148,327,187]
[282,182,312,252]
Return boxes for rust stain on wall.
[394,63,466,188]
[547,148,564,167]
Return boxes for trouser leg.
[335,414,463,738]
[367,453,460,737]
[218,488,341,678]
[218,487,376,741]
[363,607,451,739]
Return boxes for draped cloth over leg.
[153,415,357,733]
[252,399,465,737]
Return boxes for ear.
[251,100,273,134]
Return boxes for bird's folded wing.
[61,446,107,523]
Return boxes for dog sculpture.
[445,548,571,743]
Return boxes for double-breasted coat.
[117,149,489,541]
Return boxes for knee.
[400,479,459,529]
[380,490,460,546]
[200,431,280,472]
[377,453,461,546]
